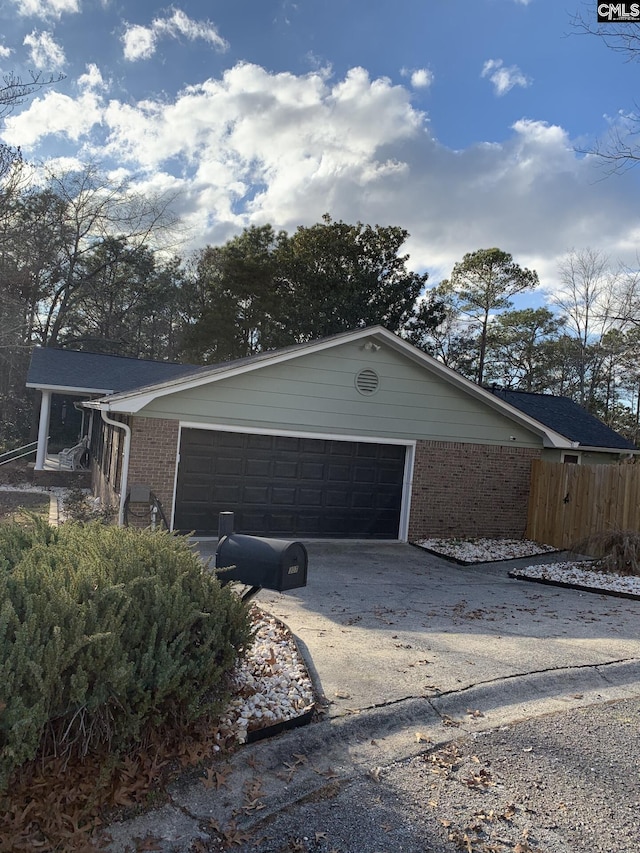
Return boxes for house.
[26,326,638,541]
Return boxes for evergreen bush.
[0,521,252,790]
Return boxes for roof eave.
[26,382,115,396]
[578,444,640,455]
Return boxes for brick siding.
[408,441,541,541]
[126,417,180,528]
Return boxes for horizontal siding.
[138,339,543,447]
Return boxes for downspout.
[101,409,131,527]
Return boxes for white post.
[35,390,52,470]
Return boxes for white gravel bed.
[414,536,556,563]
[511,560,640,597]
[220,607,315,744]
[415,536,640,598]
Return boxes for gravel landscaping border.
[412,536,559,565]
[509,563,640,601]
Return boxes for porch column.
[35,389,52,470]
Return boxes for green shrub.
[0,521,252,789]
[0,515,57,571]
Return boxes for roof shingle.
[492,388,637,451]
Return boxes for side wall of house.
[126,416,180,528]
[408,441,541,540]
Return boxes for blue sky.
[1,0,640,295]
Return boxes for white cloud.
[122,8,228,62]
[401,67,434,89]
[154,8,228,49]
[3,89,102,145]
[23,30,65,70]
[77,63,108,92]
[482,58,531,96]
[0,44,12,59]
[122,24,156,62]
[10,0,79,19]
[3,61,640,290]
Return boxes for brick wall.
[127,417,180,528]
[408,441,541,541]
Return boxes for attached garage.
[31,326,602,541]
[174,428,408,538]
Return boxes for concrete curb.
[103,658,640,852]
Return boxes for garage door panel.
[243,486,269,503]
[245,458,270,477]
[271,487,297,504]
[274,460,297,478]
[247,434,273,450]
[217,433,246,449]
[175,429,405,538]
[180,484,210,502]
[212,484,241,503]
[216,457,243,475]
[299,488,322,506]
[325,490,348,508]
[328,464,351,481]
[275,436,299,452]
[354,467,376,484]
[181,455,212,474]
[352,492,375,508]
[300,462,324,479]
[379,467,405,485]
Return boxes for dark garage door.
[174,429,406,538]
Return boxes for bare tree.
[31,163,181,347]
[553,248,625,406]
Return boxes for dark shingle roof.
[26,347,206,394]
[492,388,637,451]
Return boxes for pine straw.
[572,529,640,577]
[0,710,240,852]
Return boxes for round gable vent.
[355,368,379,396]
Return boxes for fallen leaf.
[415,731,431,743]
[369,766,383,782]
[201,768,216,790]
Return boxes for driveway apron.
[242,541,640,717]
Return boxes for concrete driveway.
[105,541,640,853]
[255,540,640,719]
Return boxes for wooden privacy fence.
[526,459,640,551]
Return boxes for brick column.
[127,417,180,528]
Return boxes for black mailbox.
[215,534,308,594]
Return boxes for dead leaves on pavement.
[425,740,544,853]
